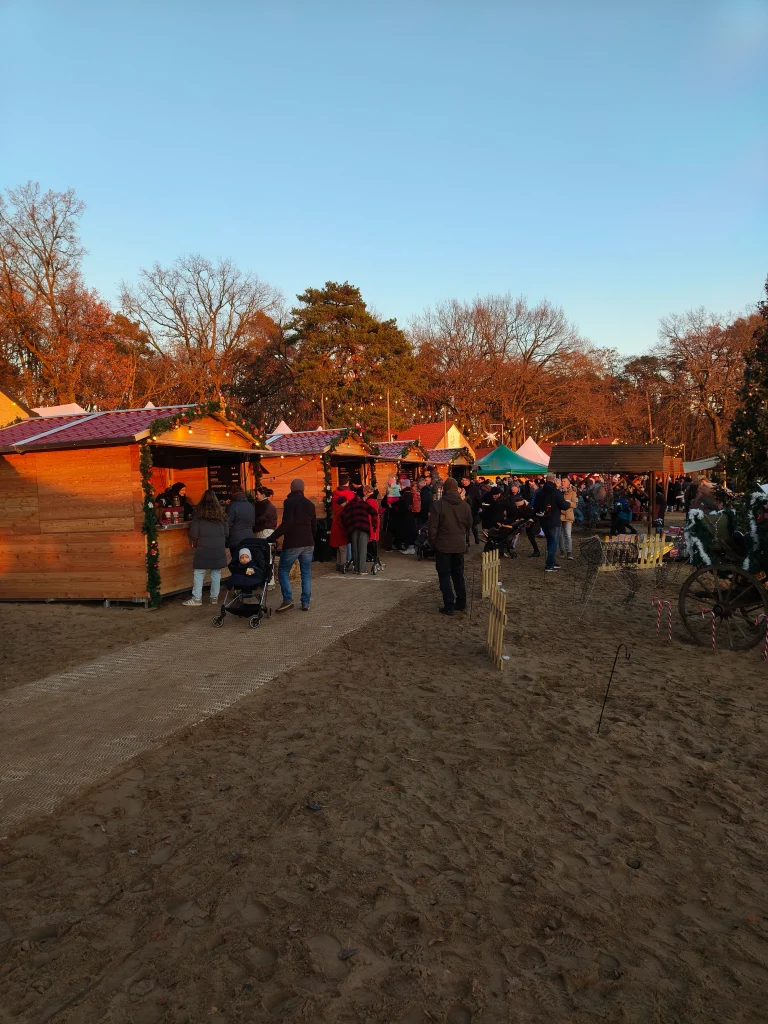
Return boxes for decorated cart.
[680,491,768,649]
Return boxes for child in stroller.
[414,521,434,560]
[212,538,274,629]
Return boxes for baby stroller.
[483,519,529,558]
[212,538,274,629]
[366,538,385,575]
[414,522,434,560]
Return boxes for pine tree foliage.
[728,278,768,486]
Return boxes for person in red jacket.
[340,487,378,574]
[329,473,355,572]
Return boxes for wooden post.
[387,388,391,442]
[481,548,499,598]
[320,394,326,429]
[648,469,655,536]
[486,586,507,670]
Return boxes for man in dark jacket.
[462,475,483,545]
[272,479,317,612]
[428,477,473,615]
[532,473,570,571]
[506,488,540,557]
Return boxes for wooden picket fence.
[481,548,500,597]
[598,534,673,572]
[486,585,507,670]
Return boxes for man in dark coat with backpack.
[532,473,570,572]
[428,477,473,615]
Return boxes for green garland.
[143,400,265,604]
[139,442,162,607]
[320,425,379,517]
[743,491,768,574]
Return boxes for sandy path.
[0,543,766,1023]
[0,559,433,836]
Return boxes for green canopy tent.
[474,444,547,477]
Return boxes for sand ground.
[0,539,766,1024]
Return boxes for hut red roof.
[410,421,451,448]
[373,440,425,460]
[428,447,472,464]
[265,429,345,455]
[0,406,193,453]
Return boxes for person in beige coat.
[558,476,578,559]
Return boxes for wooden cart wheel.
[679,564,768,650]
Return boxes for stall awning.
[548,443,675,474]
[683,455,720,473]
[474,445,546,476]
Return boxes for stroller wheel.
[249,614,261,628]
[211,615,224,628]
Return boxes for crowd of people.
[176,465,712,619]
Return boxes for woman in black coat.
[253,486,278,538]
[183,490,229,606]
[226,490,256,548]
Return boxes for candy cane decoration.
[701,609,716,650]
[754,613,768,661]
[651,597,673,643]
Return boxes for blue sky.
[2,0,766,353]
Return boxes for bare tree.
[0,181,96,403]
[658,308,758,451]
[411,293,583,441]
[121,255,282,401]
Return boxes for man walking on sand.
[532,472,570,572]
[428,477,473,616]
[272,478,317,612]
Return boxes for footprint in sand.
[168,900,208,927]
[306,933,349,981]
[518,945,547,969]
[263,988,301,1015]
[446,1007,472,1024]
[245,945,278,969]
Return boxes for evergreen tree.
[287,281,416,434]
[728,277,768,486]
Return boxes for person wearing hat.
[428,477,473,615]
[271,478,317,612]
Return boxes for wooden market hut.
[427,447,474,479]
[260,428,379,517]
[0,404,266,603]
[548,443,684,534]
[373,440,428,486]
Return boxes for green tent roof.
[474,444,547,476]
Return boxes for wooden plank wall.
[260,456,326,516]
[376,462,398,488]
[158,418,255,451]
[0,446,148,600]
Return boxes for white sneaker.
[182,598,202,607]
[403,547,416,555]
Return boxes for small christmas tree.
[728,277,768,487]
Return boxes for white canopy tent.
[683,455,719,474]
[515,436,549,467]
